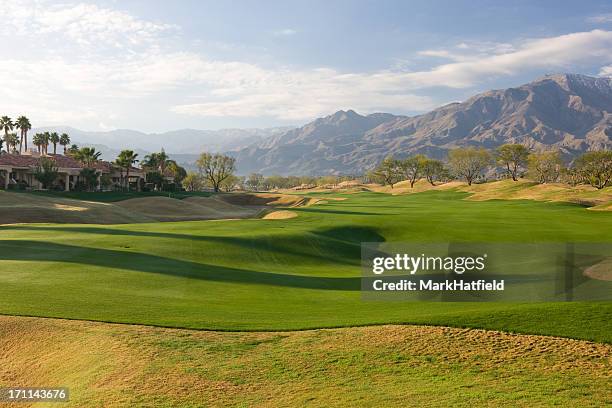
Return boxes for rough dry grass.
[0,315,609,407]
[359,179,612,210]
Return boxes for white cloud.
[273,28,297,36]
[1,1,612,126]
[600,65,612,76]
[0,0,176,50]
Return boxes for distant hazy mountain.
[31,126,292,160]
[234,73,612,175]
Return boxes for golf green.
[1,191,610,342]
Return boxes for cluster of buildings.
[0,150,145,191]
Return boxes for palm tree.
[3,133,19,153]
[74,147,101,167]
[32,133,45,154]
[59,133,70,154]
[49,132,60,155]
[42,132,51,155]
[115,150,139,191]
[14,116,31,154]
[0,117,14,150]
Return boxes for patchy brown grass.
[0,316,609,407]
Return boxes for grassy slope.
[2,316,610,407]
[0,191,611,341]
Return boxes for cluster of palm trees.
[0,115,71,156]
[1,115,32,154]
[32,132,71,155]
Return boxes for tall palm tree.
[0,117,14,151]
[32,133,45,154]
[14,116,31,154]
[42,132,51,155]
[115,150,139,191]
[59,133,70,154]
[49,132,60,155]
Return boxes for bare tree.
[448,147,492,185]
[196,153,236,192]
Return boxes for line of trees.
[369,145,612,190]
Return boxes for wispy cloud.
[273,28,297,36]
[587,14,612,23]
[1,1,612,127]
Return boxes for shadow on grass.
[0,225,385,267]
[0,239,362,291]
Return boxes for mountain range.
[37,73,612,175]
[233,73,612,175]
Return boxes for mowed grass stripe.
[0,191,611,341]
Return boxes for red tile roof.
[0,153,139,174]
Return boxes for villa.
[0,151,144,191]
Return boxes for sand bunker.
[583,258,612,281]
[262,210,298,220]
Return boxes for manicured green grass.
[20,190,213,202]
[0,191,610,341]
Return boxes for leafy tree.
[79,168,100,191]
[527,151,563,184]
[220,174,240,192]
[33,157,59,189]
[49,132,60,155]
[247,173,264,190]
[372,156,400,188]
[496,144,529,181]
[448,147,492,185]
[59,133,71,154]
[145,171,164,190]
[398,154,427,188]
[422,158,448,186]
[14,116,31,153]
[182,172,206,192]
[574,151,612,189]
[196,153,236,192]
[167,160,187,184]
[115,150,139,191]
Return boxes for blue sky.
[1,0,611,132]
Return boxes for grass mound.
[1,315,609,407]
[115,196,260,221]
[0,190,153,224]
[218,192,316,207]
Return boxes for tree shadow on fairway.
[0,240,362,291]
[0,225,386,268]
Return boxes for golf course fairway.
[1,190,611,342]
